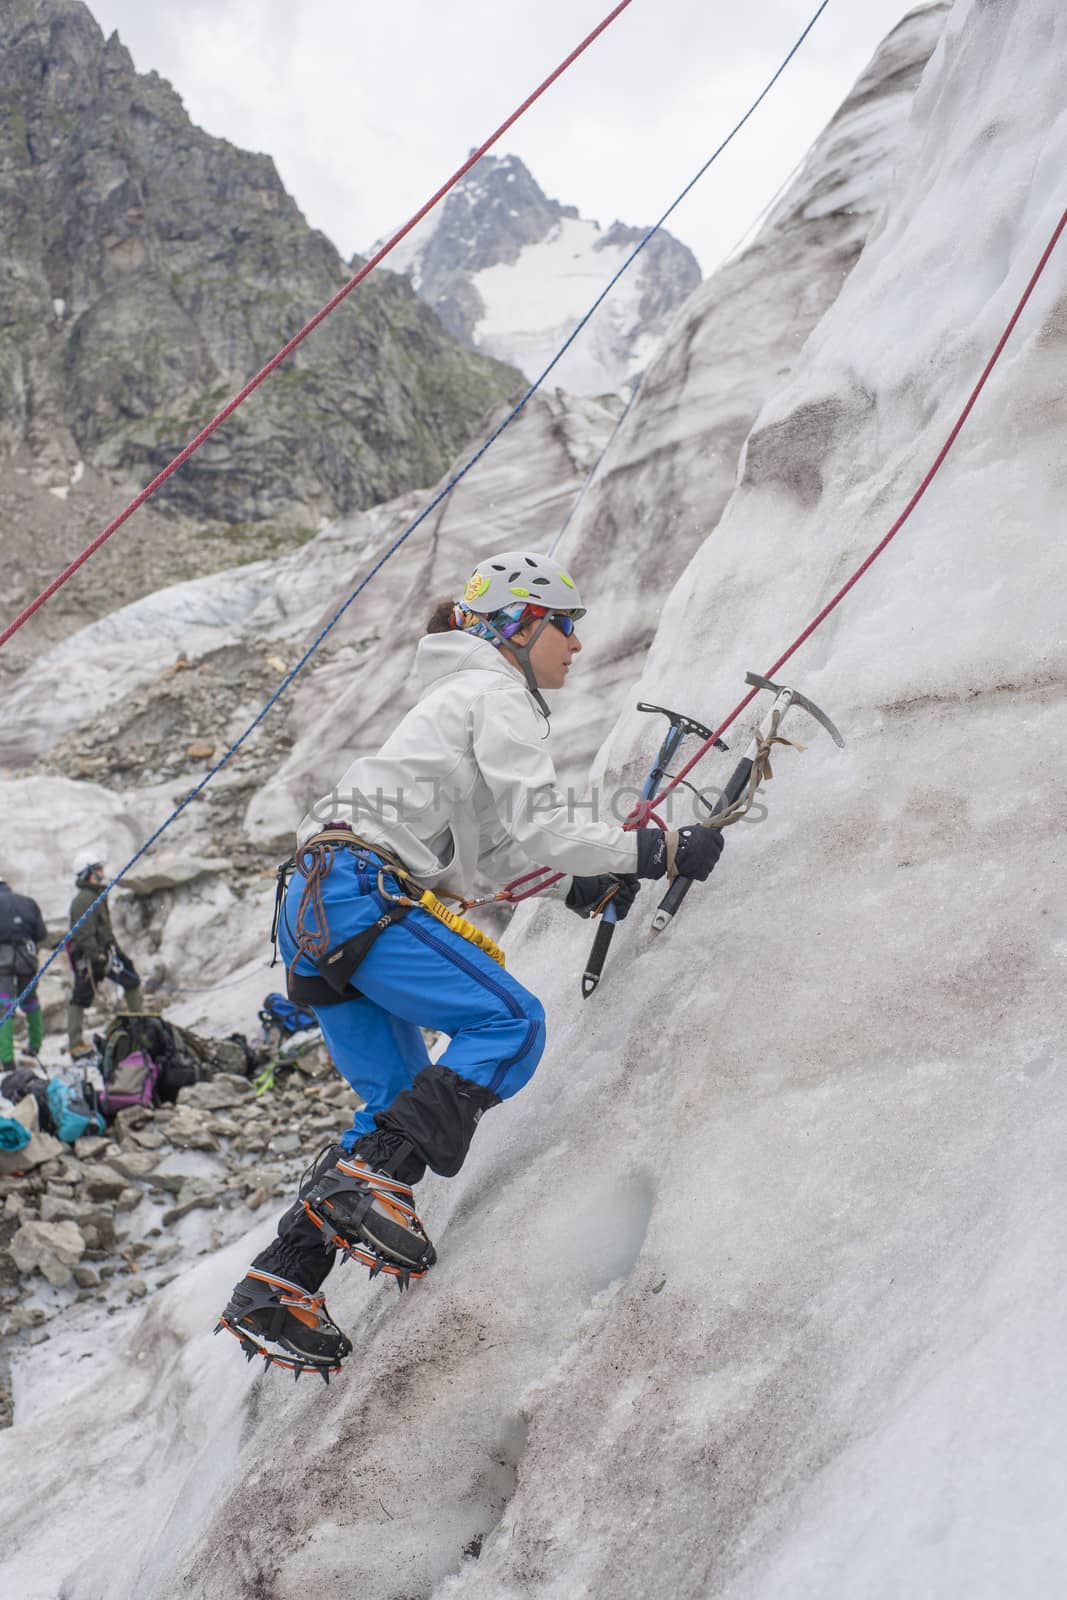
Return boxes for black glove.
[565,874,641,921]
[635,824,725,882]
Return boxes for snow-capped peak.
[375,152,701,396]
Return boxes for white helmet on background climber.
[460,551,585,618]
[73,850,105,885]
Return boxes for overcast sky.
[84,0,923,275]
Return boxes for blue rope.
[5,0,832,1025]
[548,378,641,557]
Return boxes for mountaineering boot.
[67,1004,90,1057]
[215,1268,352,1380]
[123,986,144,1014]
[303,1134,436,1289]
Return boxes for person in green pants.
[67,854,144,1060]
[0,878,47,1067]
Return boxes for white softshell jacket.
[298,632,639,899]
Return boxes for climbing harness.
[278,825,506,1013]
[580,701,726,997]
[649,671,844,935]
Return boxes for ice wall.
[1,2,1065,1597]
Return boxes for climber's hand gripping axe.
[650,671,845,935]
[581,702,726,997]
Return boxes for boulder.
[73,1136,112,1160]
[120,855,230,895]
[85,1168,128,1202]
[144,1171,186,1198]
[128,1128,165,1151]
[178,1077,253,1112]
[269,1132,302,1155]
[39,1195,95,1225]
[160,1106,220,1151]
[0,1096,65,1175]
[104,1149,161,1181]
[10,1218,87,1287]
[162,1183,224,1225]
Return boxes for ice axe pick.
[649,671,844,935]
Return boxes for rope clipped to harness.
[284,828,507,1013]
[289,839,344,984]
[375,874,507,968]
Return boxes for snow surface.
[2,1,1066,1596]
[472,214,660,397]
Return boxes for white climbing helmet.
[73,849,105,884]
[461,551,585,618]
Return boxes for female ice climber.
[217,550,724,1376]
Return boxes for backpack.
[0,1117,31,1154]
[258,993,318,1037]
[98,1051,162,1119]
[46,1077,106,1143]
[97,1014,200,1117]
[1,1067,54,1133]
[0,939,37,981]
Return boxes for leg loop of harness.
[281,825,506,1009]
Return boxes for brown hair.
[425,596,456,634]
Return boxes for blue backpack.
[46,1078,105,1143]
[0,1117,31,1153]
[258,993,317,1036]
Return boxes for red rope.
[0,0,635,650]
[505,201,1067,900]
[647,202,1067,811]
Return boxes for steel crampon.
[214,1268,352,1382]
[303,1158,435,1292]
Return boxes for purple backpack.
[97,1050,161,1118]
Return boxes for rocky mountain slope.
[382,151,701,395]
[4,1,1067,1595]
[0,0,519,660]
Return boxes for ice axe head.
[636,701,727,752]
[744,672,845,748]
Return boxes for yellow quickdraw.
[416,890,506,967]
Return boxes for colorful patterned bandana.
[451,599,549,647]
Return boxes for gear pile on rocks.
[0,1038,355,1427]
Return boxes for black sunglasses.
[547,612,578,637]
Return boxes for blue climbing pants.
[278,848,546,1155]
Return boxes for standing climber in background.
[0,877,48,1068]
[66,853,144,1060]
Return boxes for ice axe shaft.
[581,702,726,998]
[649,673,842,935]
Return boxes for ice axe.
[581,702,726,997]
[649,671,844,935]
